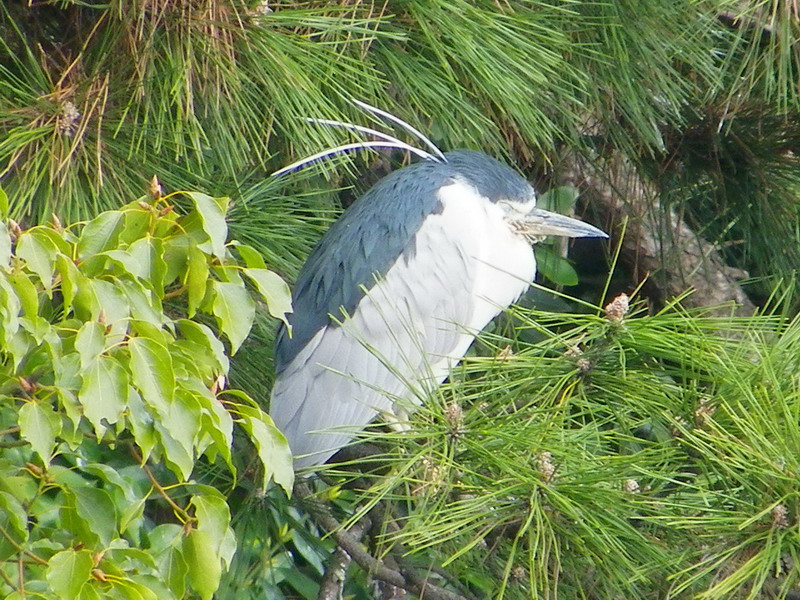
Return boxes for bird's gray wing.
[270,207,477,468]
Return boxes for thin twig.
[296,482,467,600]
[0,522,47,566]
[0,440,28,448]
[129,447,190,522]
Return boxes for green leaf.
[91,279,131,341]
[183,529,222,600]
[101,248,145,279]
[0,221,11,269]
[0,272,21,342]
[176,320,229,373]
[154,424,194,481]
[55,254,80,315]
[184,381,233,470]
[118,279,164,327]
[127,237,167,297]
[0,491,28,543]
[127,387,156,461]
[73,271,101,321]
[162,235,190,286]
[18,401,61,463]
[190,489,235,568]
[77,210,125,260]
[16,230,56,291]
[46,549,94,600]
[161,546,188,599]
[534,245,579,287]
[538,185,579,214]
[165,390,201,459]
[211,281,255,354]
[75,321,106,370]
[186,243,209,318]
[186,192,228,259]
[79,356,129,435]
[236,404,294,494]
[234,243,267,269]
[243,267,293,326]
[70,486,118,546]
[128,336,175,416]
[58,389,83,445]
[120,206,153,245]
[8,271,38,318]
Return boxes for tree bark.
[558,151,756,316]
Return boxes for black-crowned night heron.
[270,102,607,468]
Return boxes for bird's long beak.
[512,207,608,239]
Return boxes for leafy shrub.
[0,186,293,600]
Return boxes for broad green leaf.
[538,185,579,214]
[161,546,188,599]
[128,336,174,416]
[211,281,255,354]
[30,225,72,255]
[162,235,190,286]
[77,210,125,259]
[46,549,93,600]
[19,315,50,346]
[243,267,292,326]
[4,329,30,370]
[118,279,163,327]
[165,390,201,458]
[54,351,82,391]
[18,401,61,463]
[236,404,294,494]
[534,245,579,287]
[129,318,174,348]
[127,237,167,296]
[183,529,222,600]
[176,320,229,373]
[8,271,38,318]
[75,321,105,370]
[190,488,235,568]
[72,271,101,321]
[127,387,156,462]
[234,243,267,269]
[187,192,228,259]
[291,529,326,576]
[0,272,21,345]
[0,491,28,542]
[92,279,132,340]
[58,388,83,438]
[79,356,128,435]
[70,486,117,546]
[101,248,144,279]
[186,243,209,318]
[55,254,81,316]
[183,381,233,469]
[111,578,161,600]
[149,524,184,555]
[120,206,152,245]
[154,422,194,480]
[0,221,11,269]
[78,585,102,600]
[16,230,56,291]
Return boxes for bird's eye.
[499,200,533,214]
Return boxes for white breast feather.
[270,178,537,467]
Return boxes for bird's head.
[444,149,608,243]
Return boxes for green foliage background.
[1,0,800,599]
